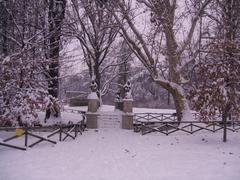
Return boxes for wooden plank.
[28,132,57,144]
[0,141,26,151]
[62,130,75,141]
[29,139,44,148]
[3,135,21,142]
[47,128,60,138]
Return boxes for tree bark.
[222,104,231,142]
[46,0,66,120]
[155,79,187,122]
[0,0,8,57]
[172,91,185,122]
[94,63,101,92]
[48,0,66,98]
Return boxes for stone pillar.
[85,113,98,129]
[123,99,133,113]
[122,98,133,129]
[87,92,99,112]
[86,92,99,129]
[122,114,134,129]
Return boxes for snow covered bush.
[0,0,64,126]
[188,0,240,121]
[188,39,240,121]
[0,55,48,126]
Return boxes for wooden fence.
[134,113,240,135]
[0,122,85,151]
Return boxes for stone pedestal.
[86,92,99,129]
[87,92,99,112]
[123,99,133,113]
[122,99,133,129]
[88,99,99,112]
[122,114,134,129]
[86,113,98,129]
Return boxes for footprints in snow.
[124,148,136,158]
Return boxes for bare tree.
[64,0,119,100]
[104,0,211,121]
[117,40,132,99]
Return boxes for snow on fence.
[134,113,240,135]
[0,122,85,151]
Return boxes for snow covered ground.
[37,111,85,125]
[0,129,240,180]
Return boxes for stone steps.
[98,112,122,129]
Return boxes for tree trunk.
[48,0,66,98]
[46,0,66,121]
[222,103,231,142]
[221,0,235,142]
[222,110,227,142]
[155,80,189,122]
[0,0,8,56]
[94,63,101,93]
[172,91,185,122]
[163,19,187,122]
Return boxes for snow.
[64,105,88,112]
[182,100,195,122]
[87,92,99,100]
[2,56,10,64]
[1,107,239,180]
[123,98,134,101]
[0,129,240,180]
[37,111,84,125]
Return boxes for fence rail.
[134,113,240,135]
[135,113,178,123]
[0,122,85,151]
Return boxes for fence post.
[166,123,169,135]
[222,113,227,142]
[59,125,62,141]
[74,125,78,138]
[24,127,28,147]
[190,122,193,133]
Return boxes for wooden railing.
[134,113,240,135]
[0,122,85,151]
[135,113,178,122]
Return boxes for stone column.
[122,98,134,129]
[86,92,99,129]
[123,99,133,113]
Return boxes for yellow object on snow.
[15,128,24,136]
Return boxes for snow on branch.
[177,0,212,56]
